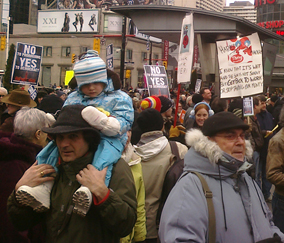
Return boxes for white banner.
[217,32,263,98]
[178,13,194,84]
[38,10,99,33]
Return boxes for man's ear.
[34,130,41,140]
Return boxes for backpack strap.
[191,171,216,243]
[169,140,181,161]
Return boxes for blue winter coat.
[37,73,134,186]
[159,129,284,243]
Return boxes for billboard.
[38,10,99,33]
[57,0,153,9]
[11,42,43,86]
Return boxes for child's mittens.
[81,106,121,136]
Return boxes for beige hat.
[1,89,37,107]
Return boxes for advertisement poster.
[144,65,170,98]
[178,13,194,84]
[11,42,43,86]
[38,10,99,33]
[57,0,153,9]
[216,32,263,98]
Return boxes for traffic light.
[93,38,100,54]
[125,70,131,79]
[0,36,6,51]
[163,61,168,70]
[71,54,76,63]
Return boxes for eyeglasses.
[215,132,246,142]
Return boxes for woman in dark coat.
[0,107,52,243]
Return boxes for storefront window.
[274,12,280,20]
[267,13,273,21]
[279,41,284,54]
[274,4,281,12]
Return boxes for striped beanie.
[73,50,108,90]
[140,96,161,112]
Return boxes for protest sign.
[243,97,254,116]
[106,44,114,70]
[144,65,170,98]
[11,42,43,86]
[28,85,37,100]
[216,33,263,98]
[195,79,202,93]
[178,13,194,84]
[65,70,74,86]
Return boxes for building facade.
[256,0,284,92]
[223,1,256,23]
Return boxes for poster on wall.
[216,32,263,98]
[11,42,43,86]
[144,65,170,98]
[38,10,99,33]
[57,0,153,9]
[178,13,194,84]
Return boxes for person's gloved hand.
[82,106,120,136]
[169,125,186,138]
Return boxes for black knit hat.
[137,108,164,133]
[42,104,100,141]
[202,111,249,137]
[158,96,173,113]
[38,94,64,115]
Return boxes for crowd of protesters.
[1,52,284,242]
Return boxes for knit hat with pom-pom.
[140,96,161,112]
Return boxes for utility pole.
[120,17,126,88]
[6,16,10,63]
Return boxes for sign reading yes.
[144,65,170,98]
[11,42,43,85]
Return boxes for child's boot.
[16,181,54,212]
[73,185,92,217]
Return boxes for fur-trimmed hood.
[183,129,253,177]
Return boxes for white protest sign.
[178,13,194,84]
[217,33,263,98]
[195,79,202,93]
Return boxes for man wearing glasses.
[159,111,284,243]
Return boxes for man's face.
[202,89,212,101]
[254,100,262,115]
[162,107,173,118]
[210,128,246,161]
[7,104,21,115]
[81,82,104,98]
[260,101,266,111]
[56,131,89,162]
[0,91,6,103]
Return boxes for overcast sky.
[226,0,254,6]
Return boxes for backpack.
[156,141,184,227]
[156,141,216,243]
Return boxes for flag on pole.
[178,13,194,84]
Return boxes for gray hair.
[14,107,51,140]
[0,87,8,95]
